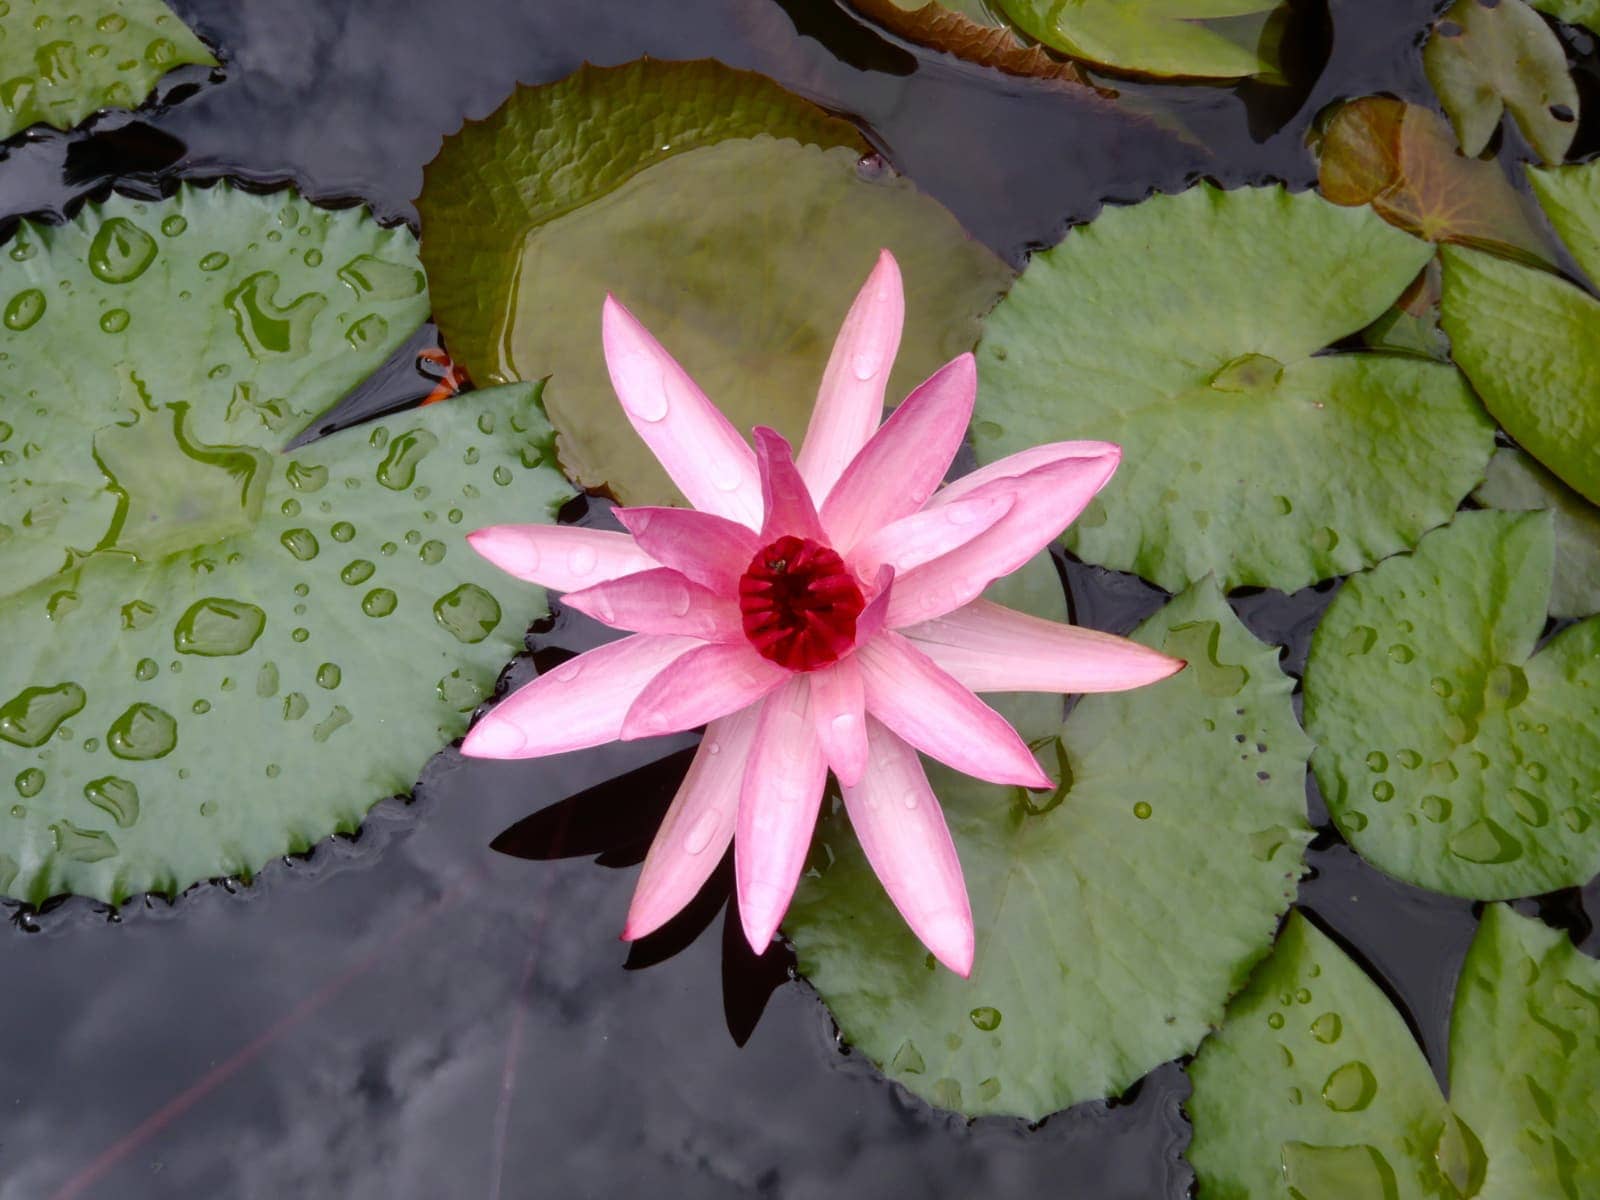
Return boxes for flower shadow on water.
[489,747,795,1047]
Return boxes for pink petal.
[602,296,762,527]
[857,631,1051,788]
[856,565,895,644]
[888,448,1121,628]
[928,440,1122,507]
[842,718,974,976]
[613,505,759,592]
[736,678,829,953]
[796,250,905,500]
[754,426,825,543]
[564,568,742,641]
[621,641,789,741]
[460,634,699,759]
[623,706,761,941]
[905,599,1185,693]
[466,525,657,592]
[810,657,868,787]
[848,490,1014,578]
[820,354,978,553]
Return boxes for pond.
[1,0,1597,1196]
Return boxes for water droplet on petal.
[568,544,598,576]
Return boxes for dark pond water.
[2,1,1597,1197]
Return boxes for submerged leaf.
[419,60,1011,508]
[1316,96,1556,265]
[1474,447,1600,618]
[1424,0,1578,163]
[0,184,576,904]
[0,0,216,139]
[1305,511,1600,898]
[788,572,1311,1118]
[993,0,1287,80]
[975,184,1494,593]
[841,0,1092,84]
[1188,906,1600,1200]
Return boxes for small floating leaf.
[789,572,1311,1118]
[0,0,216,139]
[1305,511,1600,898]
[840,0,1092,84]
[975,184,1493,592]
[418,59,1011,508]
[1424,0,1578,164]
[1189,906,1600,1200]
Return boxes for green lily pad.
[787,576,1312,1119]
[974,184,1494,593]
[0,380,571,904]
[0,184,575,904]
[1304,510,1600,899]
[1533,0,1600,32]
[417,58,1013,509]
[0,0,216,139]
[992,0,1285,79]
[841,0,1092,83]
[1440,246,1600,506]
[1188,905,1600,1200]
[1424,0,1578,164]
[1,182,433,604]
[1474,447,1600,619]
[1528,159,1600,285]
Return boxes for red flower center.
[738,535,865,671]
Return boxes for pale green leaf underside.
[995,0,1282,78]
[1473,447,1600,619]
[1441,244,1600,505]
[1188,905,1600,1200]
[788,576,1311,1119]
[418,60,1010,509]
[0,0,216,139]
[1424,0,1578,163]
[1305,511,1600,899]
[975,184,1493,593]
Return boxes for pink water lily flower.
[462,251,1183,975]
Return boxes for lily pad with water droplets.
[787,574,1312,1118]
[0,182,431,604]
[0,182,574,903]
[1424,0,1578,165]
[0,379,572,904]
[1188,905,1600,1200]
[1474,447,1600,619]
[974,184,1495,593]
[1304,510,1600,899]
[0,0,216,140]
[417,58,1012,509]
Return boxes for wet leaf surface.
[1474,447,1600,618]
[1424,0,1578,163]
[975,184,1495,592]
[1188,905,1600,1200]
[0,184,575,903]
[418,60,1012,508]
[0,0,216,139]
[993,0,1287,79]
[787,561,1311,1118]
[1305,511,1600,899]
